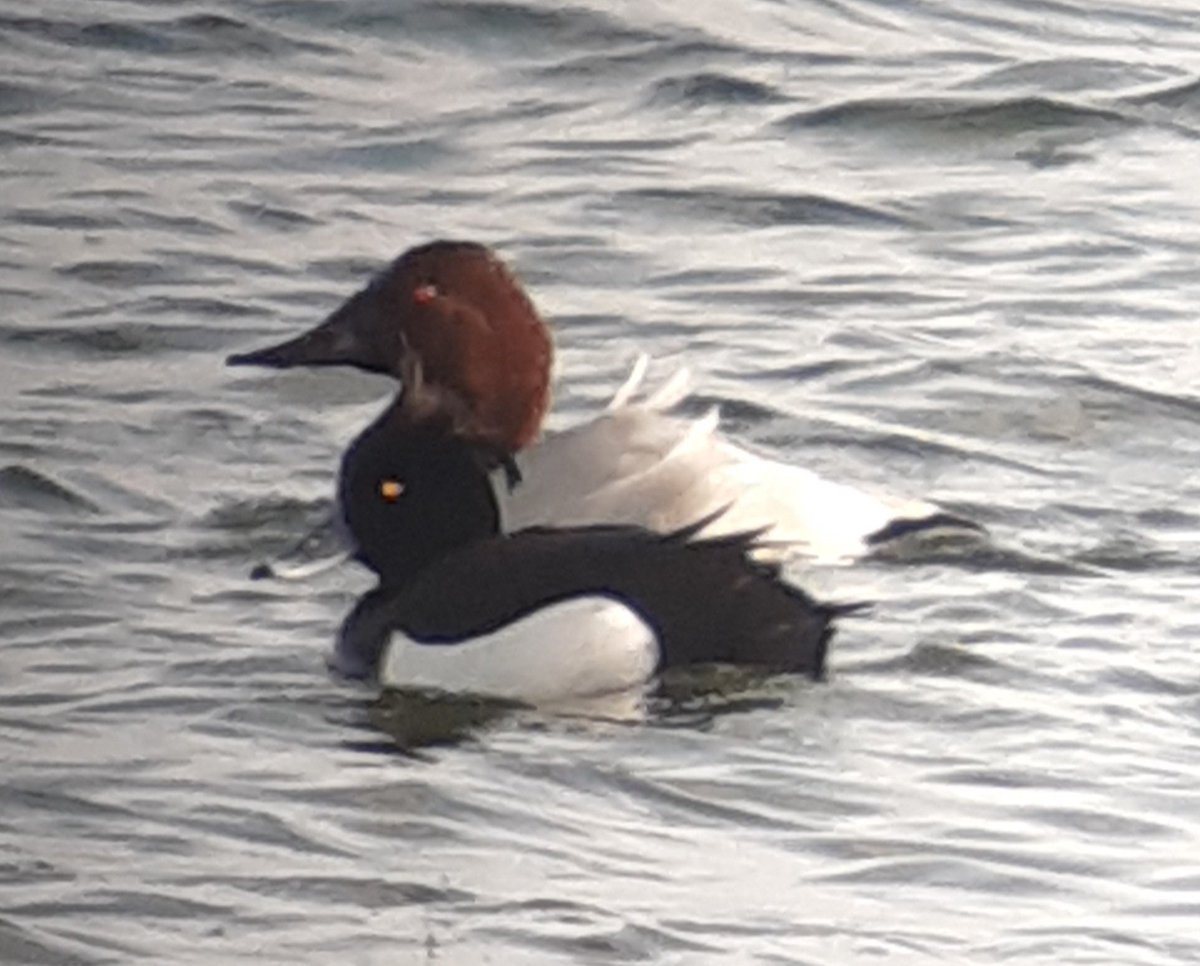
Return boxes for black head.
[338,402,501,586]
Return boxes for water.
[3,0,1200,962]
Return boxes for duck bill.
[226,286,395,373]
[226,312,370,370]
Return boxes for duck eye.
[379,479,404,502]
[412,283,438,305]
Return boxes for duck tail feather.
[644,366,692,411]
[607,354,650,410]
[666,502,738,543]
[830,600,873,618]
[659,405,719,464]
[866,511,985,546]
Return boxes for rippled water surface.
[3,1,1200,963]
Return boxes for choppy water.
[3,1,1200,963]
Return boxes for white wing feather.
[500,359,954,562]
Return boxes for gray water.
[3,1,1200,963]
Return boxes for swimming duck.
[332,372,858,703]
[229,241,981,564]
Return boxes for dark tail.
[866,511,985,547]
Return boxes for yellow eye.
[380,479,404,502]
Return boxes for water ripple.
[3,0,1199,962]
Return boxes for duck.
[331,366,860,704]
[229,240,982,565]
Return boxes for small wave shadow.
[0,464,103,514]
[780,94,1140,139]
[870,526,1196,578]
[855,640,1008,679]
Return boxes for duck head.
[228,240,553,453]
[338,391,501,587]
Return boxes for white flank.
[378,596,659,706]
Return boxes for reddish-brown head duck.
[234,240,986,572]
[228,240,552,454]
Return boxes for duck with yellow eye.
[231,240,984,570]
[329,365,864,705]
